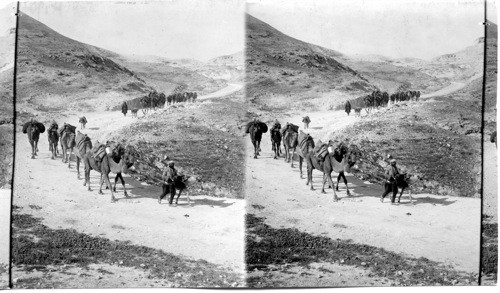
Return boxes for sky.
[17,0,245,61]
[247,0,490,60]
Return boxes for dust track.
[245,109,481,277]
[13,110,245,276]
[198,83,243,100]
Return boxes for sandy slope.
[12,110,245,277]
[246,109,481,276]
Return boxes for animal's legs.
[307,166,314,190]
[67,148,73,168]
[116,173,128,197]
[76,157,81,179]
[299,156,303,179]
[337,172,351,196]
[321,173,327,194]
[326,173,339,201]
[99,173,105,195]
[290,148,295,168]
[105,174,117,203]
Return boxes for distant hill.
[485,20,497,112]
[16,12,154,111]
[246,14,374,106]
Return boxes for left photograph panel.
[11,0,246,289]
[0,1,16,289]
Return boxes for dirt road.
[198,83,243,100]
[13,110,245,278]
[245,110,481,275]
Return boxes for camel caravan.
[121,89,199,118]
[22,116,190,204]
[246,115,413,204]
[345,89,421,116]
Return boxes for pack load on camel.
[58,123,76,136]
[22,119,45,134]
[313,139,329,161]
[106,140,125,161]
[245,119,268,134]
[298,130,314,155]
[91,141,107,162]
[75,132,92,155]
[48,121,58,133]
[281,123,299,135]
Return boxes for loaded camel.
[79,116,87,129]
[82,140,136,202]
[22,119,45,159]
[282,123,299,167]
[247,119,268,159]
[304,140,358,201]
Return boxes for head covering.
[162,154,169,162]
[390,159,396,165]
[275,119,279,124]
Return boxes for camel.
[23,121,44,159]
[354,108,361,117]
[131,109,138,118]
[295,130,315,179]
[79,116,87,129]
[60,131,76,167]
[47,129,59,160]
[283,128,299,167]
[248,121,268,159]
[302,116,311,129]
[304,142,357,201]
[74,131,93,180]
[121,101,128,116]
[83,147,135,203]
[270,129,282,159]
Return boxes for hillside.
[108,54,232,95]
[485,20,497,113]
[246,14,374,109]
[0,4,15,189]
[16,12,153,112]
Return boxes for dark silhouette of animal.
[382,173,413,204]
[158,175,190,205]
[121,101,128,116]
[345,101,352,116]
[302,116,311,129]
[296,130,315,179]
[79,116,87,129]
[247,121,268,159]
[59,124,76,166]
[305,142,357,201]
[491,131,497,148]
[74,131,93,180]
[270,128,282,159]
[83,144,136,203]
[354,108,361,117]
[47,128,59,160]
[23,120,45,159]
[131,109,138,118]
[282,124,299,167]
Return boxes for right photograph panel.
[244,0,488,287]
